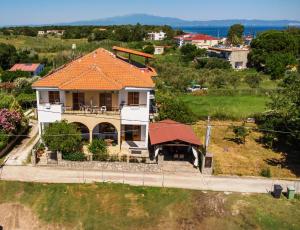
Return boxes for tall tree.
[0,43,18,70]
[227,24,244,45]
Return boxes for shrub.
[260,167,271,178]
[230,123,250,144]
[63,152,86,161]
[0,70,30,82]
[197,58,232,69]
[0,109,23,133]
[245,73,262,88]
[42,121,82,153]
[0,130,9,150]
[143,44,155,54]
[88,139,109,161]
[16,93,36,109]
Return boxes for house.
[37,31,45,36]
[154,46,165,55]
[174,33,220,49]
[10,63,44,76]
[208,46,250,69]
[147,31,166,41]
[32,48,156,155]
[149,120,201,166]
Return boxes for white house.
[32,48,156,155]
[147,31,166,41]
[174,33,220,49]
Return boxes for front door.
[99,93,112,111]
[72,92,85,110]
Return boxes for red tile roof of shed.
[10,63,40,72]
[149,119,201,146]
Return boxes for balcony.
[63,105,120,116]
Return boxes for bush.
[63,152,86,161]
[0,130,9,150]
[42,121,82,153]
[143,44,155,54]
[88,139,109,161]
[260,168,271,178]
[245,73,262,88]
[16,93,36,109]
[0,70,31,82]
[230,124,250,144]
[196,58,231,69]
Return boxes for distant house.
[174,33,220,49]
[208,47,250,69]
[154,46,165,55]
[243,35,254,46]
[147,31,166,41]
[10,63,44,76]
[37,31,45,36]
[46,30,65,36]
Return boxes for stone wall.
[43,154,162,173]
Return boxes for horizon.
[1,0,300,26]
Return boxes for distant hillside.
[62,14,300,27]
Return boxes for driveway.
[1,165,299,194]
[4,119,39,166]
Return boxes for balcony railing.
[63,105,121,115]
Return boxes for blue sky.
[1,0,300,26]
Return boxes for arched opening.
[72,122,90,142]
[92,122,118,146]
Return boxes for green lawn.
[181,94,269,120]
[0,181,299,230]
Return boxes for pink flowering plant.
[0,109,23,134]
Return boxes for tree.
[42,121,82,153]
[156,91,196,123]
[0,93,20,110]
[196,58,231,69]
[180,44,206,62]
[227,24,244,45]
[230,123,249,144]
[265,53,297,79]
[255,72,300,150]
[248,30,298,77]
[143,44,155,54]
[88,139,109,161]
[0,43,18,70]
[245,73,262,88]
[0,109,23,134]
[0,70,31,82]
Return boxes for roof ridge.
[94,66,122,89]
[59,66,96,89]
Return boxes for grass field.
[0,181,299,230]
[181,94,269,120]
[194,120,300,178]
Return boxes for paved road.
[1,165,299,193]
[4,119,39,166]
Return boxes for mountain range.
[62,14,300,27]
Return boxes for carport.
[149,120,202,167]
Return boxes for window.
[48,91,60,104]
[128,92,139,106]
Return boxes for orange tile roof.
[113,46,154,59]
[10,63,41,72]
[32,48,156,90]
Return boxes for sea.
[175,26,288,38]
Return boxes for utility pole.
[205,116,212,153]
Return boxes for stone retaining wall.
[44,160,162,173]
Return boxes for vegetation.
[196,57,232,69]
[180,44,206,62]
[194,120,299,178]
[0,70,31,82]
[88,139,109,161]
[227,24,244,45]
[156,91,196,123]
[62,152,86,161]
[245,73,262,88]
[1,181,300,229]
[229,123,250,144]
[42,121,82,154]
[255,72,300,151]
[249,29,299,79]
[181,94,268,120]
